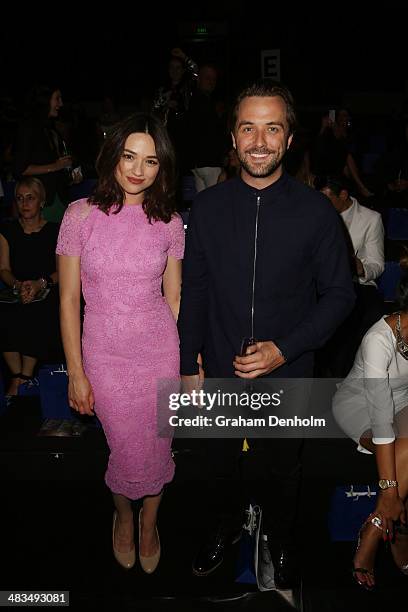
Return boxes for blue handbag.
[327,484,378,541]
[38,364,73,420]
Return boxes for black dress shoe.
[192,527,242,576]
[270,545,300,590]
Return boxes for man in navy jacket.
[177,80,355,587]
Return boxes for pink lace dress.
[56,199,184,499]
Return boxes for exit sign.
[178,22,228,40]
[195,25,208,35]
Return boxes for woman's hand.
[375,491,406,540]
[20,279,43,303]
[68,371,95,416]
[54,155,73,171]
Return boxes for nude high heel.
[112,510,135,569]
[139,508,160,574]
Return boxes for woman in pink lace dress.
[56,113,184,573]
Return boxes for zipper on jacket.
[251,195,261,338]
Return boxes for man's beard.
[237,148,283,178]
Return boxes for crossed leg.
[353,432,408,588]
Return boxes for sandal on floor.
[17,374,40,396]
[352,512,384,590]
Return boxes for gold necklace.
[395,312,408,360]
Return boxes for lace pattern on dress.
[56,198,95,256]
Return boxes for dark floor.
[1,397,407,611]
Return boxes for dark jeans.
[244,437,304,545]
[196,436,303,545]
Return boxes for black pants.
[196,436,303,545]
[193,371,311,546]
[0,288,63,361]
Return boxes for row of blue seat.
[386,208,408,241]
[377,261,403,302]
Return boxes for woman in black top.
[13,84,73,222]
[0,178,60,395]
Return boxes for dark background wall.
[2,4,406,112]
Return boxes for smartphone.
[240,337,257,356]
[71,166,83,183]
[328,109,336,122]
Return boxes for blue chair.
[386,208,408,241]
[377,261,402,302]
[361,153,380,176]
[69,178,97,202]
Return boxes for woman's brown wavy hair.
[88,113,176,223]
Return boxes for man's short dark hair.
[315,175,352,196]
[231,80,297,135]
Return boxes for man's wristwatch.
[378,479,398,490]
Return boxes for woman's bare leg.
[112,493,134,553]
[21,355,37,378]
[390,437,408,570]
[353,434,408,586]
[140,493,162,557]
[3,351,22,395]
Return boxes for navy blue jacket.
[178,172,355,377]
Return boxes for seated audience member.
[0,178,60,395]
[333,257,408,589]
[316,175,384,376]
